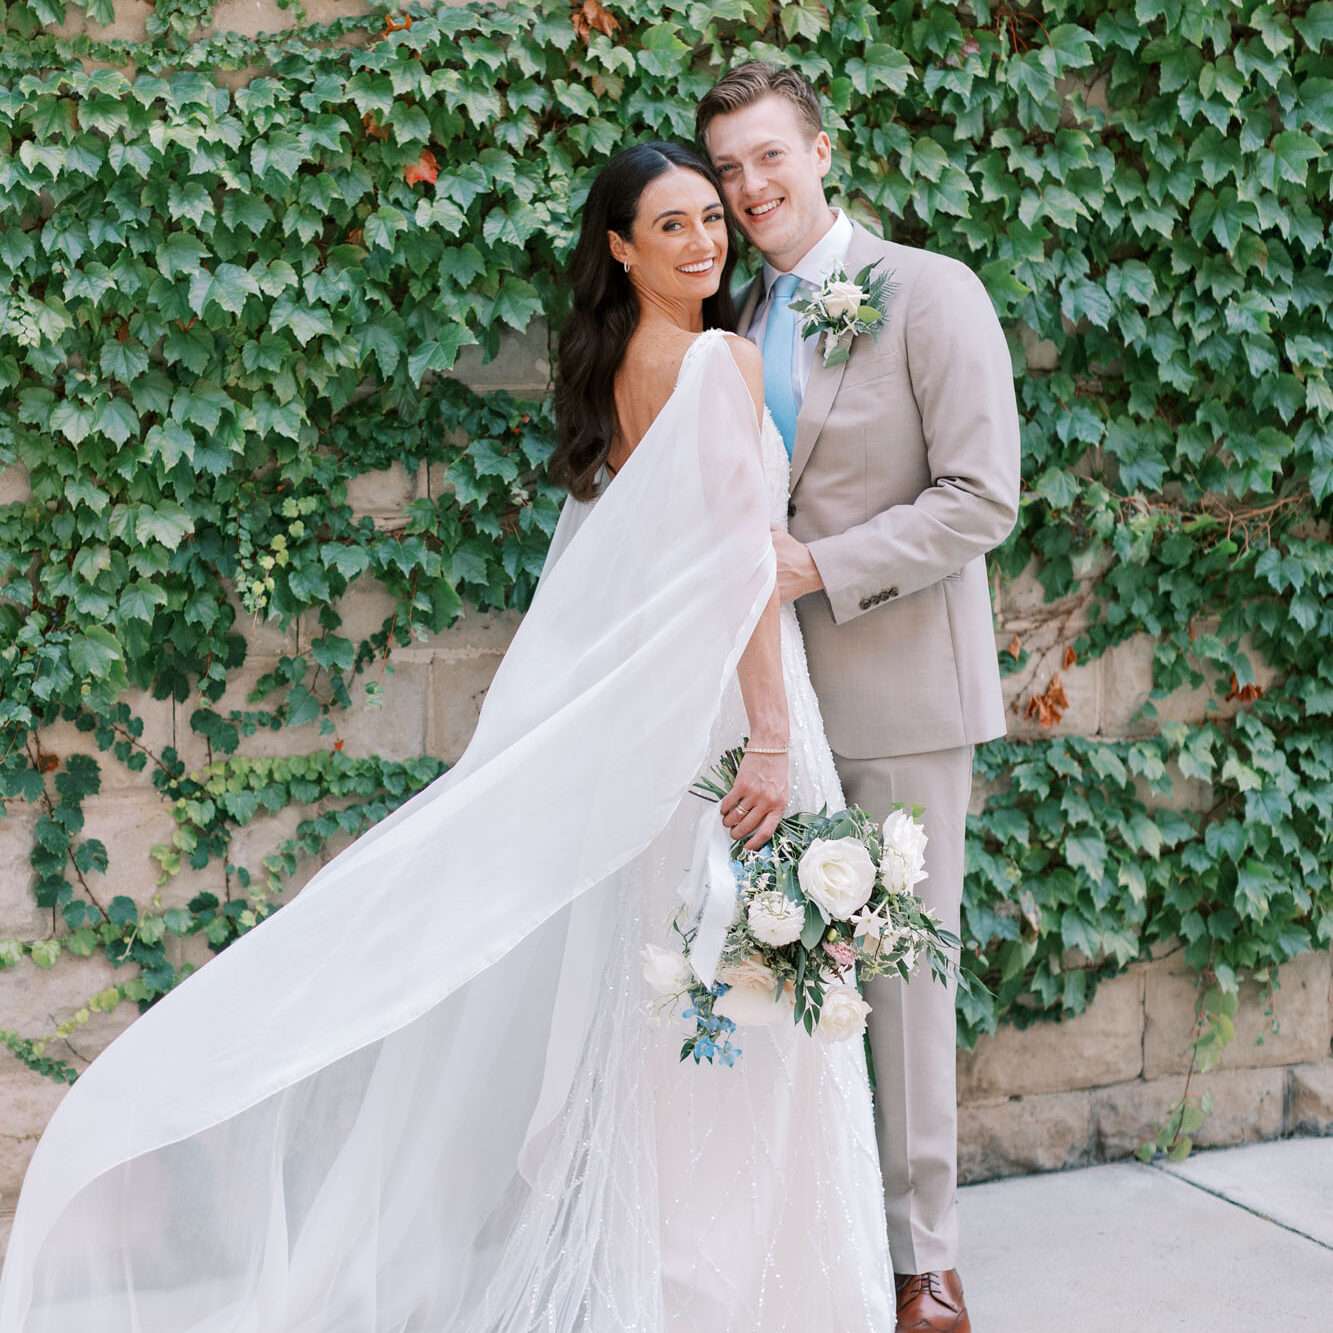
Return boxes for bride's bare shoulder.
[716,332,764,424]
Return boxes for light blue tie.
[761,273,800,459]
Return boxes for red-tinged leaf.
[405,149,439,187]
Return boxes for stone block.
[325,655,429,762]
[1093,1065,1286,1159]
[77,791,219,910]
[427,651,505,764]
[345,462,425,526]
[0,1060,69,1213]
[1287,1061,1333,1135]
[225,803,325,907]
[227,587,298,657]
[957,970,1144,1100]
[996,559,1102,631]
[174,656,296,767]
[1016,321,1059,372]
[0,950,136,1065]
[1099,632,1279,736]
[1132,760,1213,814]
[957,1089,1095,1183]
[415,603,522,658]
[1143,950,1331,1079]
[0,808,43,938]
[998,640,1100,740]
[451,322,551,393]
[34,688,176,792]
[300,579,399,648]
[49,0,151,41]
[0,465,30,505]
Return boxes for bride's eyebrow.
[652,202,725,224]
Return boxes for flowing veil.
[0,331,775,1331]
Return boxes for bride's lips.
[676,256,719,275]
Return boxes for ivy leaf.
[156,232,208,279]
[1269,131,1323,187]
[120,580,168,623]
[136,502,195,550]
[407,325,477,385]
[100,338,150,383]
[69,625,123,680]
[1066,832,1108,883]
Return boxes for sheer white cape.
[0,332,778,1331]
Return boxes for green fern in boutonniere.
[788,259,897,368]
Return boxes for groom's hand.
[771,529,824,603]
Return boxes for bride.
[0,142,896,1331]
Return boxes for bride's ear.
[607,229,631,270]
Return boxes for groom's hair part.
[695,61,823,147]
[551,141,740,502]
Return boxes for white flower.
[850,902,891,942]
[798,837,876,921]
[714,958,787,1026]
[880,809,929,894]
[747,890,805,946]
[817,983,873,1042]
[641,943,692,996]
[821,279,865,321]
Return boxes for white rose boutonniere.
[788,259,896,367]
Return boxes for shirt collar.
[761,207,853,301]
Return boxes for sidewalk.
[958,1136,1333,1331]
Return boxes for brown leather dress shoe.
[894,1269,972,1332]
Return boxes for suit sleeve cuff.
[805,533,894,626]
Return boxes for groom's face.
[703,94,832,271]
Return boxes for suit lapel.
[735,272,761,338]
[788,221,886,491]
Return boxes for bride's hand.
[719,750,789,851]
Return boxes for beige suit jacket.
[739,221,1021,759]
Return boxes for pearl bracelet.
[746,743,789,755]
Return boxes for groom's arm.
[800,257,1021,625]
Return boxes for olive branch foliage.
[0,1,1329,1159]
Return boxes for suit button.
[787,500,796,518]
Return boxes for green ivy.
[0,1,1329,1163]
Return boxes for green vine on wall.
[0,2,1330,1165]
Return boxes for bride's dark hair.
[551,141,740,500]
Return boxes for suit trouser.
[831,743,974,1275]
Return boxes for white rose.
[747,890,805,946]
[817,983,873,1042]
[821,279,865,321]
[798,837,876,921]
[714,958,787,1027]
[641,943,692,996]
[880,809,929,894]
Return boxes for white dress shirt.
[744,207,854,407]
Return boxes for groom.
[698,63,1020,1333]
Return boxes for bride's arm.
[716,334,789,852]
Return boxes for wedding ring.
[736,805,749,817]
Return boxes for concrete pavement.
[957,1136,1333,1331]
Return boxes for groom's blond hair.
[695,61,823,146]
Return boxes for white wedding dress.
[0,330,895,1331]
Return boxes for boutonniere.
[787,260,897,367]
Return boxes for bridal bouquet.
[642,745,962,1067]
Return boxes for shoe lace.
[897,1272,943,1302]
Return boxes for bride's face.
[608,167,728,305]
